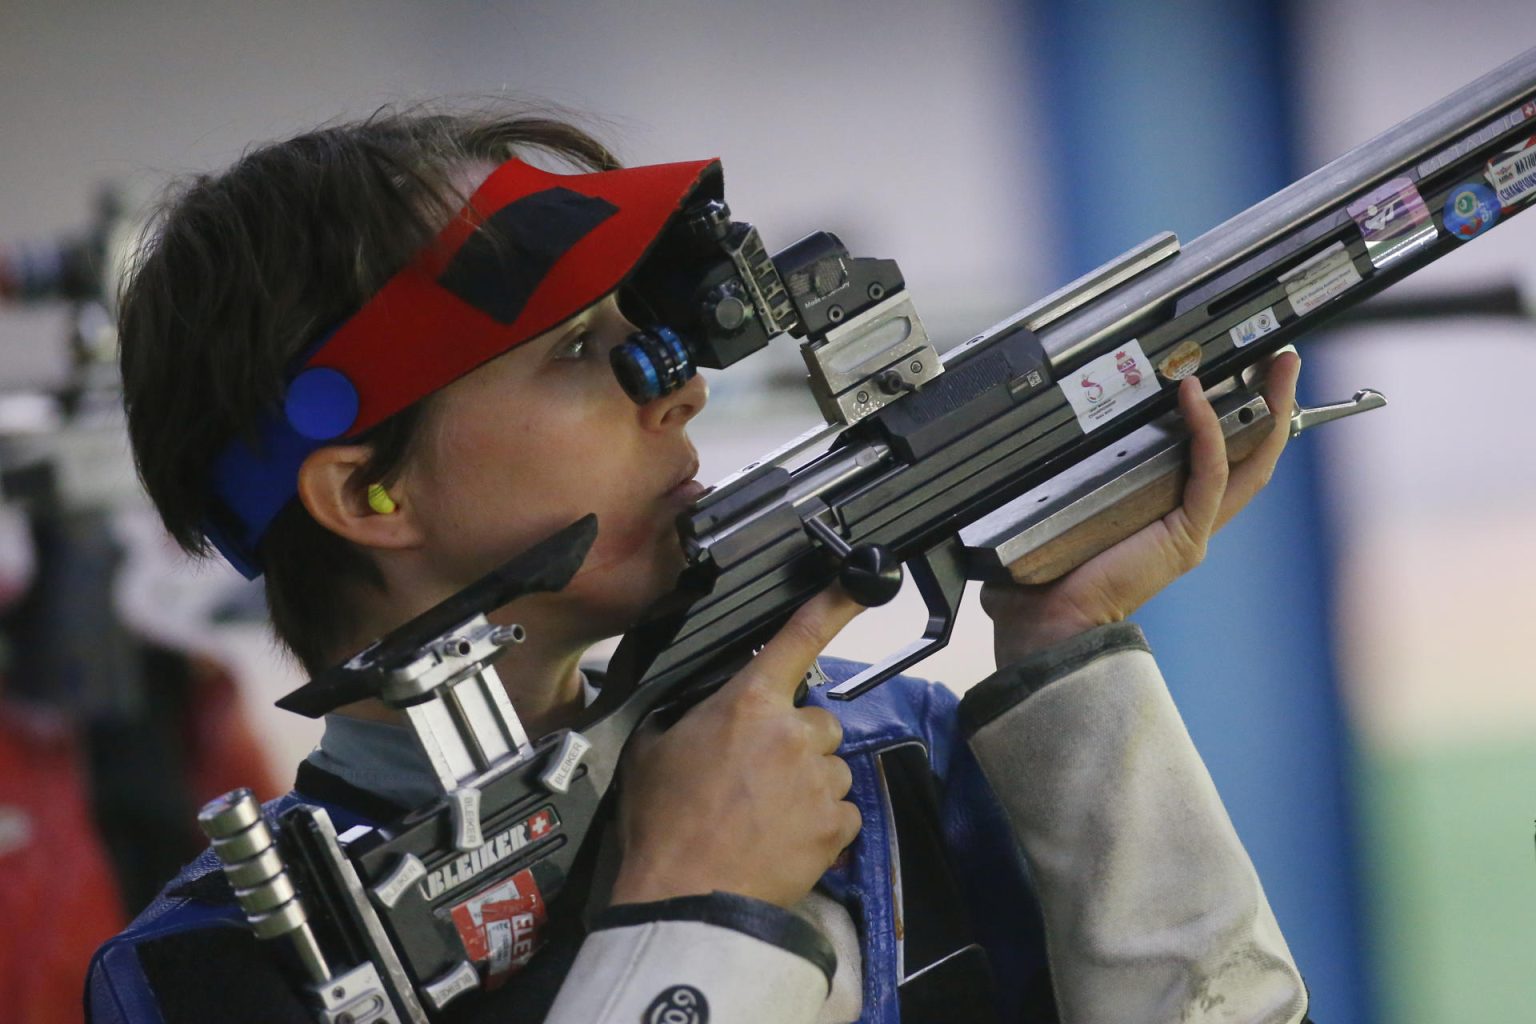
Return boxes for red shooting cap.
[287,155,722,440]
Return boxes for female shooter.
[87,109,1310,1024]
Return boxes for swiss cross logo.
[529,811,552,838]
[1525,101,1536,120]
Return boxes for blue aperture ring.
[610,325,697,404]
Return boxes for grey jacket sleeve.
[957,623,1309,1024]
[543,892,835,1024]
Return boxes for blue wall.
[1023,3,1373,1020]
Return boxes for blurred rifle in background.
[0,185,278,923]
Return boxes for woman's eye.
[554,331,594,361]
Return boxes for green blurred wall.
[1365,741,1536,1021]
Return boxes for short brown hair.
[118,106,619,672]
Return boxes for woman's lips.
[665,454,704,504]
[667,478,708,503]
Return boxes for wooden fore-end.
[960,388,1276,586]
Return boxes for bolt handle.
[839,543,904,606]
[805,516,903,607]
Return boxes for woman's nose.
[640,368,708,431]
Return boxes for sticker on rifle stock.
[1156,340,1203,381]
[448,866,549,986]
[1229,306,1280,348]
[1486,135,1536,207]
[1443,181,1501,241]
[1060,340,1158,433]
[1346,177,1436,269]
[1279,242,1362,316]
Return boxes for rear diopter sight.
[611,325,697,404]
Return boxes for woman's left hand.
[980,350,1302,666]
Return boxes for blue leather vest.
[87,661,1046,1023]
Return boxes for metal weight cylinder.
[198,789,332,984]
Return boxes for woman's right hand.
[609,588,865,909]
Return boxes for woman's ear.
[296,445,424,552]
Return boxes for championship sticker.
[448,867,549,986]
[1442,181,1501,241]
[1279,243,1362,316]
[1486,135,1536,207]
[1229,306,1279,348]
[1156,340,1203,381]
[1060,340,1159,433]
[1346,177,1436,269]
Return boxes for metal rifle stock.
[204,46,1535,1019]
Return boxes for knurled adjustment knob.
[705,284,751,332]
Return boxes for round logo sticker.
[644,985,708,1024]
[1157,340,1203,381]
[1442,182,1500,241]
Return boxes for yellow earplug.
[366,483,397,515]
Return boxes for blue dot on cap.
[284,367,359,440]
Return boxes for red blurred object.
[0,701,125,1024]
[181,656,283,808]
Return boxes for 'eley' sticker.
[1279,243,1362,317]
[1346,177,1436,269]
[1060,341,1158,433]
[448,867,549,987]
[1487,136,1536,207]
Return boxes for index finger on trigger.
[738,586,865,702]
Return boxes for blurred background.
[0,1,1532,1021]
